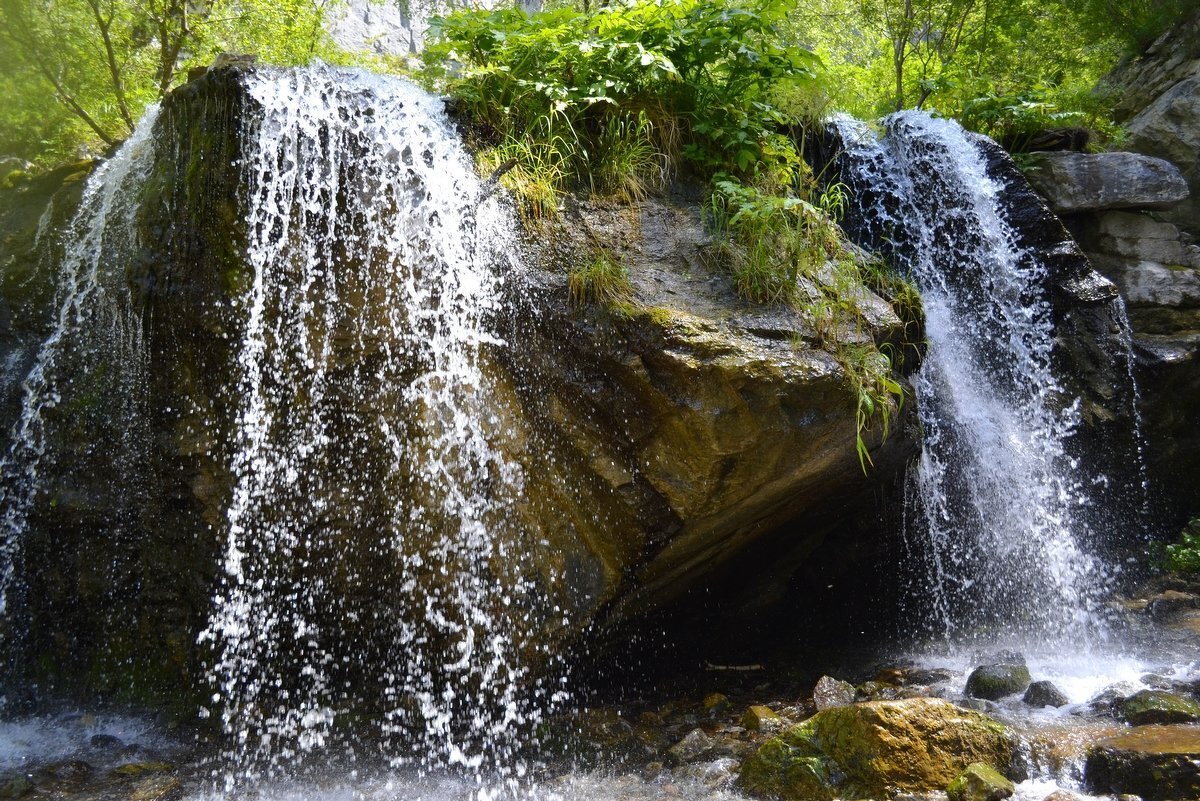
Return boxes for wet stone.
[1086,682,1136,717]
[812,675,857,711]
[1042,791,1084,801]
[703,693,731,716]
[1023,680,1069,708]
[110,762,174,777]
[966,664,1032,700]
[667,728,713,766]
[89,734,125,751]
[946,762,1014,801]
[1118,689,1200,725]
[128,775,183,801]
[1085,724,1200,800]
[42,760,93,782]
[739,705,782,732]
[0,777,32,799]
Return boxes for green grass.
[568,252,633,308]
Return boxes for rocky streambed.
[1,577,1196,801]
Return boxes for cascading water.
[197,66,554,788]
[0,107,160,648]
[827,112,1119,646]
[0,64,561,793]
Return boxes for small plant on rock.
[568,252,632,308]
[1165,518,1200,575]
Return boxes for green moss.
[568,252,632,307]
[947,762,1015,801]
[742,699,1013,801]
[1120,690,1200,725]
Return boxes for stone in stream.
[740,697,1014,801]
[667,728,714,766]
[0,777,32,799]
[703,692,731,716]
[965,664,1032,700]
[1117,689,1200,725]
[1041,791,1084,801]
[1085,682,1136,717]
[1084,724,1200,800]
[1023,680,1069,709]
[946,762,1014,801]
[812,675,856,711]
[740,705,782,732]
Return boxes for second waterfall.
[827,112,1140,648]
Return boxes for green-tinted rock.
[740,704,782,731]
[128,775,183,801]
[965,665,1032,700]
[947,762,1015,801]
[704,693,731,715]
[110,762,173,777]
[1118,690,1200,725]
[1085,724,1200,800]
[0,777,32,799]
[740,697,1014,800]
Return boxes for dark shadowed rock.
[1023,152,1189,214]
[1023,681,1069,709]
[1085,724,1200,800]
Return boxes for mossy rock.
[1118,689,1200,725]
[947,762,1015,801]
[740,697,1014,800]
[965,664,1031,700]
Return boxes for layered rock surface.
[1021,11,1200,529]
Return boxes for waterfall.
[828,112,1121,646]
[198,66,547,787]
[0,107,160,638]
[0,64,556,788]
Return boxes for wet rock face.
[1084,724,1200,800]
[0,67,918,702]
[965,665,1032,701]
[1117,689,1200,725]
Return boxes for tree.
[0,0,343,164]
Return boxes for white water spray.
[198,66,548,789]
[0,107,160,621]
[830,112,1113,645]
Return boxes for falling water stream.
[829,112,1113,645]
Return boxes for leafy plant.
[1165,518,1200,575]
[423,0,823,196]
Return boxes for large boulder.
[740,698,1014,800]
[1022,152,1189,214]
[1084,724,1200,800]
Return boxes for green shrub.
[568,252,632,308]
[423,0,822,195]
[1165,519,1200,575]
